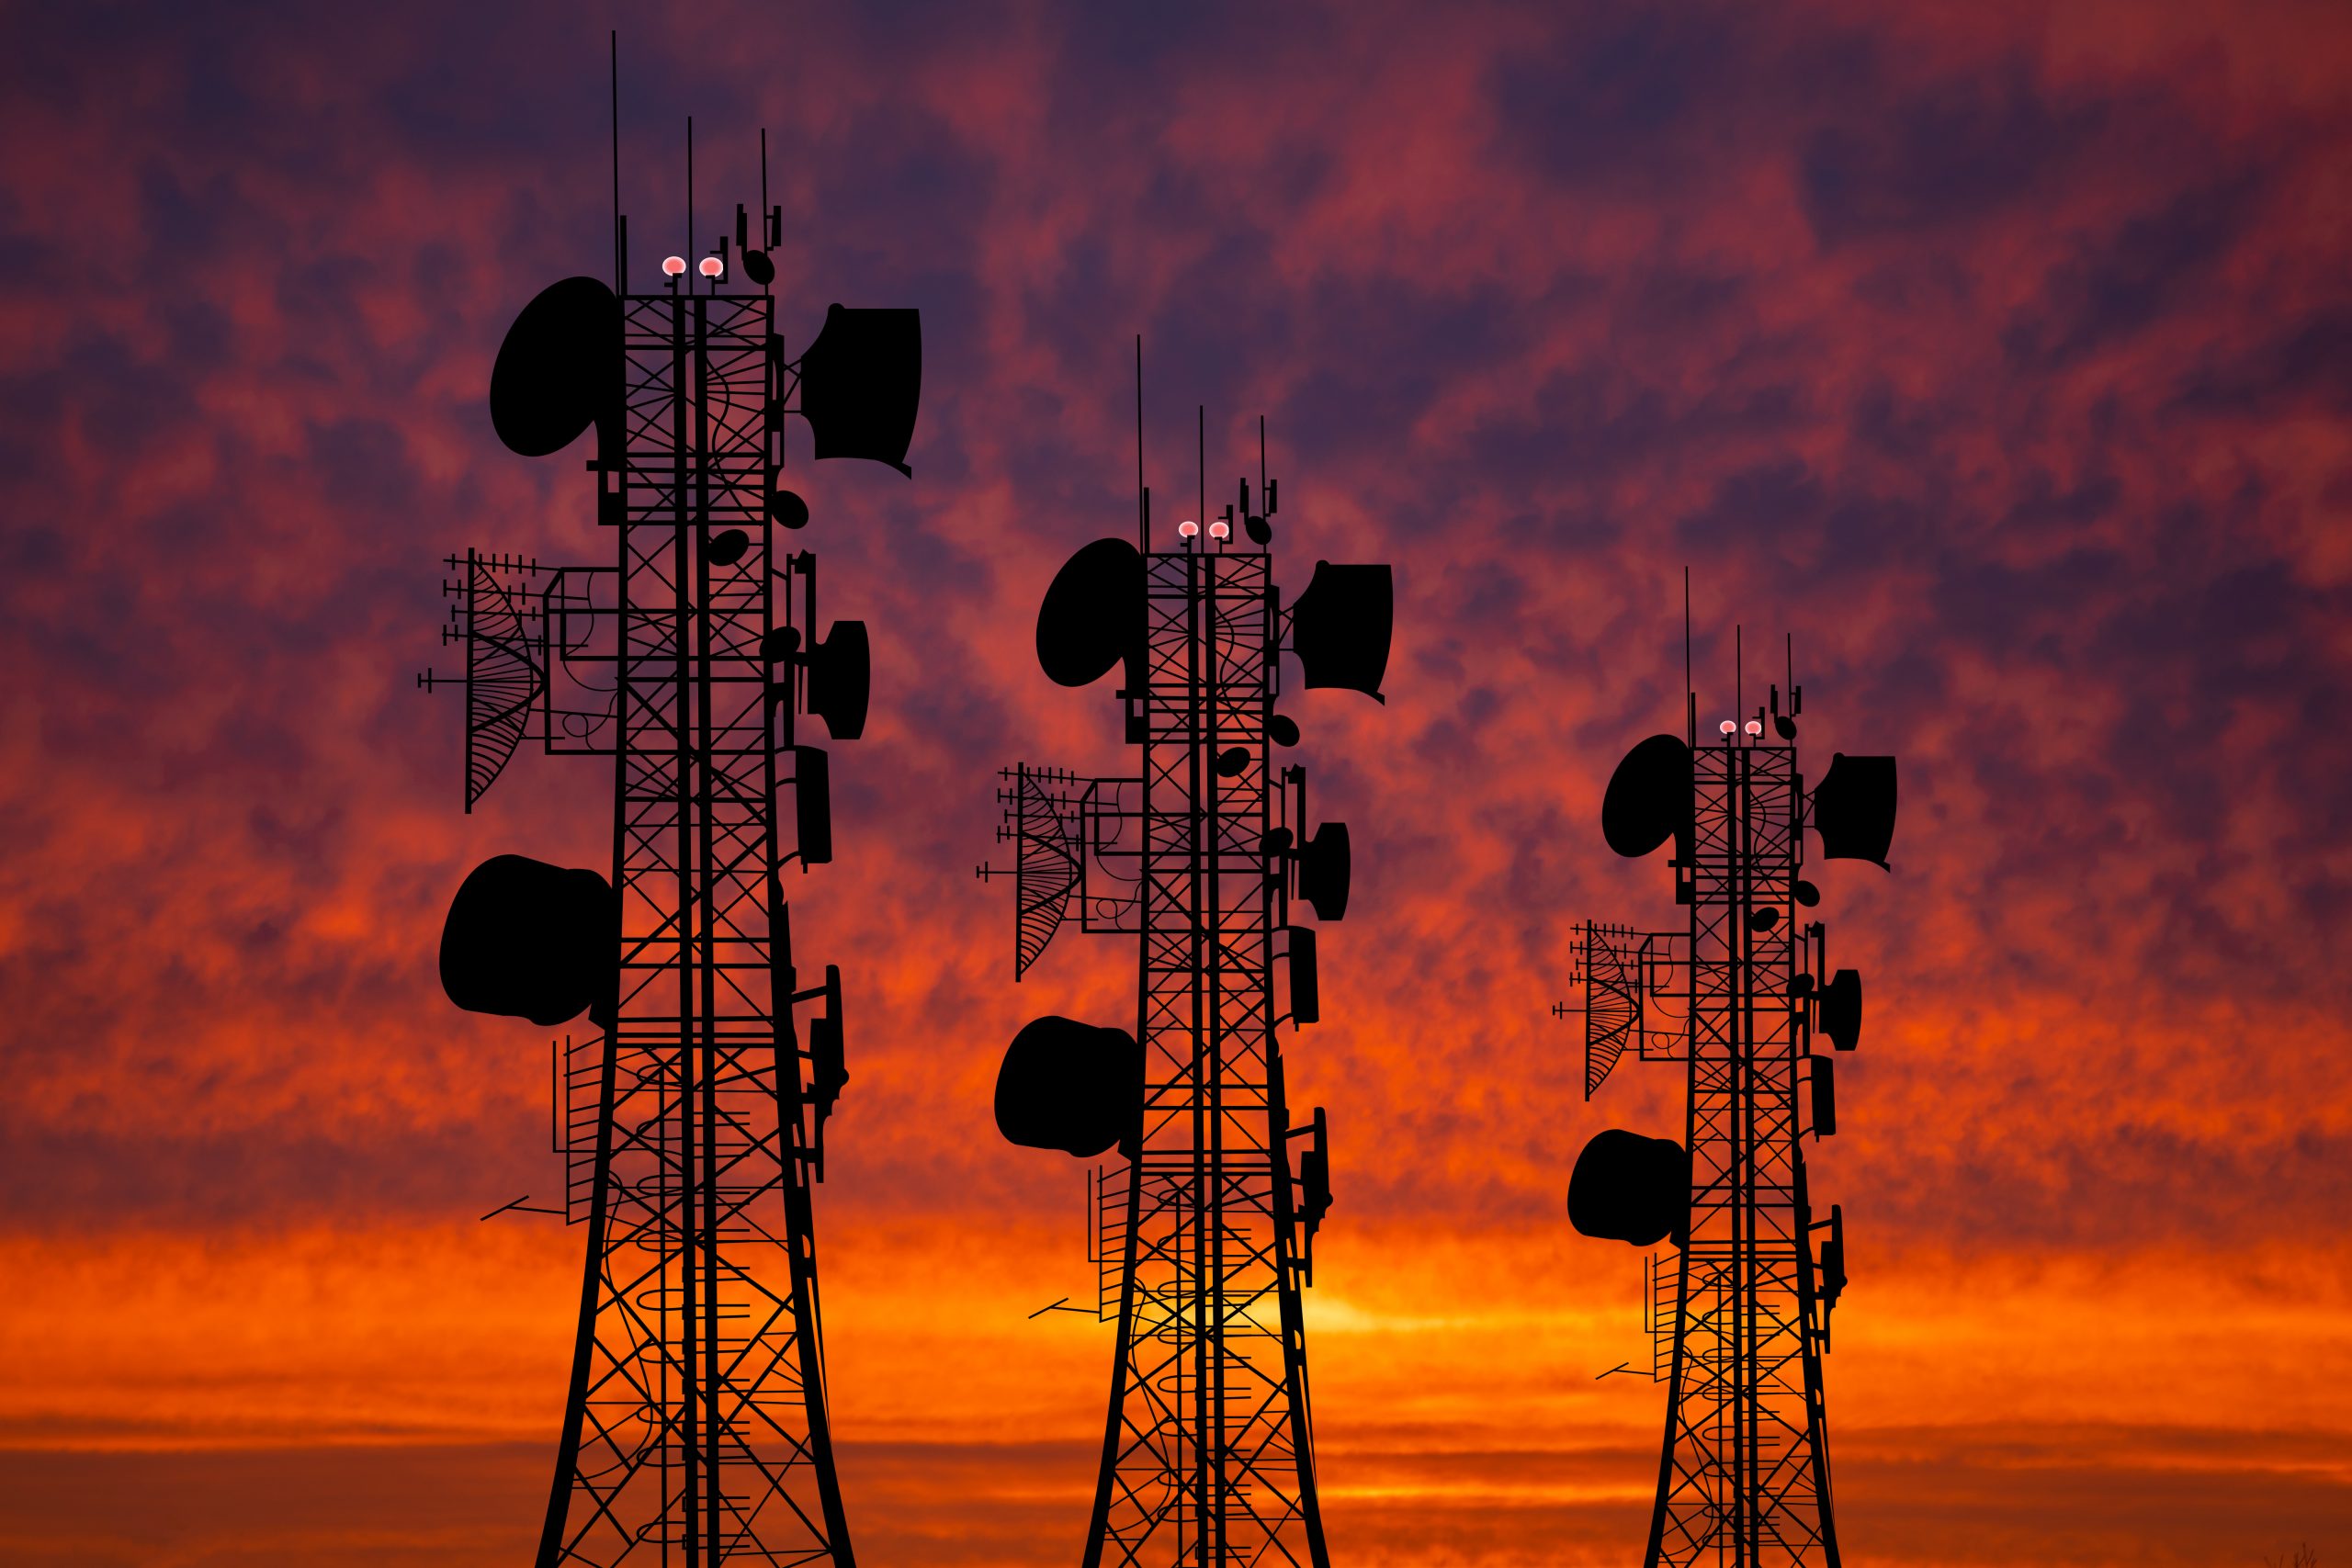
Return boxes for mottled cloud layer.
[3,2,2349,1563]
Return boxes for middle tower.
[985,409,1395,1566]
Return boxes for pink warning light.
[662,255,688,277]
[1744,719,1763,737]
[1719,719,1737,736]
[699,256,725,278]
[1208,520,1231,539]
[1177,520,1200,538]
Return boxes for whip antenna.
[1136,335,1148,551]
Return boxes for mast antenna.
[1135,335,1148,552]
[608,32,622,293]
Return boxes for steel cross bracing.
[1087,549,1327,1568]
[538,288,852,1568]
[1650,739,1836,1568]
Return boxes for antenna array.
[980,402,1395,1566]
[420,67,921,1565]
[1558,637,1896,1567]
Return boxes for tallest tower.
[425,98,921,1565]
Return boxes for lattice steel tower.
[1557,633,1897,1568]
[421,99,920,1566]
[981,400,1394,1567]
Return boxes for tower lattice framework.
[541,285,852,1568]
[428,144,919,1562]
[1109,547,1317,1564]
[1566,660,1894,1568]
[986,430,1392,1568]
[1657,737,1832,1564]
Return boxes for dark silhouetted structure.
[1557,623,1895,1568]
[418,58,917,1566]
[980,389,1392,1567]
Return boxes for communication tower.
[980,392,1395,1567]
[1558,626,1897,1568]
[419,79,921,1566]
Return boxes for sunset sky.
[4,2,2350,1563]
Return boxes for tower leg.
[1081,1149,1327,1568]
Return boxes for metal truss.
[1091,549,1324,1568]
[545,289,851,1568]
[443,288,854,1567]
[993,546,1336,1568]
[1575,735,1843,1568]
[1649,741,1835,1568]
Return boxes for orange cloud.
[4,1,2351,1562]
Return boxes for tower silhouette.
[1559,626,1895,1568]
[422,81,920,1566]
[982,393,1393,1566]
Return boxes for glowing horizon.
[3,2,2349,1563]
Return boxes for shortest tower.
[1558,630,1897,1568]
